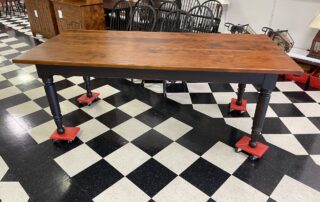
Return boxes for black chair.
[187,5,216,33]
[225,23,256,34]
[109,0,133,31]
[179,0,200,12]
[129,4,157,32]
[155,1,179,31]
[135,0,156,7]
[202,0,222,33]
[160,9,192,32]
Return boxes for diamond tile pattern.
[1,15,320,201]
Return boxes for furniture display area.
[52,0,106,32]
[13,30,303,160]
[308,14,320,59]
[24,0,58,38]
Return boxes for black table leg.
[250,88,272,147]
[163,80,167,98]
[83,76,93,98]
[43,76,65,134]
[237,83,246,105]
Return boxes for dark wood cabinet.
[25,0,59,38]
[52,0,106,33]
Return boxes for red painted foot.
[50,127,80,142]
[235,136,269,159]
[229,98,247,113]
[77,92,100,106]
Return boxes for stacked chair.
[108,0,224,97]
[0,0,25,17]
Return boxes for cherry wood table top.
[13,30,303,74]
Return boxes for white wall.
[223,0,320,49]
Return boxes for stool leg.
[163,80,167,98]
[43,76,65,134]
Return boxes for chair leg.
[163,80,167,98]
[141,80,145,87]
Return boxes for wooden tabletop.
[13,30,303,74]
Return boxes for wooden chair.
[179,0,200,12]
[109,0,133,31]
[135,0,156,7]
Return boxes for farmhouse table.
[13,30,303,159]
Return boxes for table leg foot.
[77,92,100,106]
[229,98,247,114]
[50,127,80,142]
[235,136,269,160]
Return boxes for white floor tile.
[81,100,115,117]
[58,85,86,99]
[112,118,151,141]
[187,83,212,93]
[10,42,29,49]
[0,86,21,100]
[280,117,320,134]
[21,65,36,73]
[0,182,29,202]
[1,37,18,43]
[66,76,84,85]
[269,92,292,104]
[167,93,192,105]
[0,48,19,56]
[310,155,320,166]
[45,100,78,116]
[154,142,199,174]
[118,99,151,117]
[263,134,308,155]
[28,120,56,144]
[246,104,278,117]
[276,81,303,92]
[154,177,208,202]
[294,103,320,117]
[224,118,253,134]
[94,85,120,99]
[0,64,20,74]
[24,86,45,100]
[77,119,109,142]
[213,92,237,104]
[192,104,223,118]
[306,91,320,103]
[212,176,268,202]
[0,156,9,180]
[8,74,35,85]
[7,101,41,118]
[104,143,150,176]
[271,175,320,202]
[54,144,101,177]
[154,117,193,141]
[144,83,163,94]
[202,142,247,174]
[0,74,5,82]
[93,178,150,202]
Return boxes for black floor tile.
[209,83,234,92]
[295,134,320,155]
[127,159,177,197]
[262,118,291,134]
[283,92,316,103]
[73,160,123,198]
[96,109,131,129]
[135,108,169,128]
[104,93,134,107]
[233,159,284,195]
[132,129,173,156]
[180,158,230,196]
[63,109,93,126]
[16,79,43,92]
[87,130,128,157]
[54,79,75,91]
[270,104,304,117]
[34,95,65,108]
[190,93,216,104]
[15,109,52,129]
[0,80,13,89]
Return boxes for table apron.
[36,65,277,89]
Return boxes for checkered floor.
[1,16,320,201]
